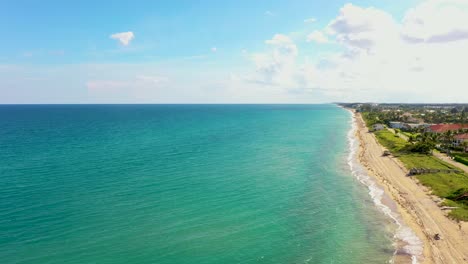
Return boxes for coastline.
[349,109,468,264]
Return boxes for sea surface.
[0,104,397,264]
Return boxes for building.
[389,122,405,129]
[372,124,385,131]
[454,133,468,143]
[453,134,468,151]
[407,123,430,129]
[389,122,429,131]
[427,124,468,133]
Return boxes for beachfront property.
[372,123,385,131]
[407,123,430,129]
[427,124,468,133]
[389,121,405,129]
[388,121,428,131]
[453,133,468,151]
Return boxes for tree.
[462,141,468,153]
[404,141,435,154]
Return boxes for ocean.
[0,104,397,263]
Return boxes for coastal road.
[433,151,468,174]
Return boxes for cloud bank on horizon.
[1,0,468,103]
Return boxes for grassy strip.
[398,154,454,170]
[373,129,407,152]
[416,172,468,197]
[370,126,468,221]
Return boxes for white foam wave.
[344,109,423,264]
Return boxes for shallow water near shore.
[1,104,396,263]
[346,111,423,263]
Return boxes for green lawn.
[416,173,468,197]
[374,130,407,152]
[402,132,416,138]
[398,154,454,170]
[372,127,468,221]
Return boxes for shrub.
[454,156,468,166]
[403,142,435,154]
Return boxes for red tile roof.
[454,133,468,140]
[429,124,468,133]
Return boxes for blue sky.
[1,0,417,63]
[2,0,468,103]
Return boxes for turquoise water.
[0,105,395,263]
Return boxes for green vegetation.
[416,173,468,197]
[443,200,468,220]
[402,141,435,154]
[371,123,468,221]
[344,103,468,220]
[374,130,434,155]
[398,154,453,170]
[361,112,381,127]
[454,154,468,166]
[402,132,414,138]
[374,130,407,152]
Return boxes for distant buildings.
[389,122,405,129]
[388,121,429,131]
[407,123,430,129]
[427,124,468,133]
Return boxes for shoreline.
[350,109,468,263]
[346,110,422,264]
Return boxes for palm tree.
[441,130,455,150]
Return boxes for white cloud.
[211,47,217,52]
[315,0,468,101]
[264,34,298,56]
[401,0,468,43]
[304,18,317,23]
[265,10,275,16]
[307,30,329,43]
[242,34,300,88]
[110,31,135,46]
[326,4,399,53]
[236,0,468,102]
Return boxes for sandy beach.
[354,111,468,264]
